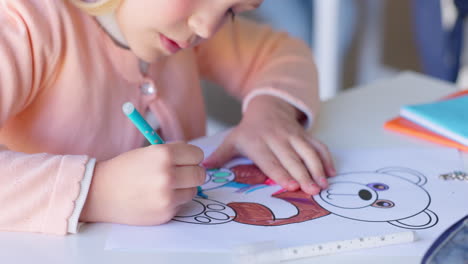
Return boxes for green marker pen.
[122,102,164,145]
[122,102,207,198]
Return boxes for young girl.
[0,0,335,235]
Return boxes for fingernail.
[330,168,337,177]
[264,178,277,185]
[319,177,329,188]
[309,183,320,194]
[287,179,299,190]
[201,161,212,168]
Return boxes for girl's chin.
[135,50,167,63]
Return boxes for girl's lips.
[160,34,182,54]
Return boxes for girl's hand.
[80,142,205,225]
[203,96,336,195]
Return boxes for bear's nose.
[358,189,372,200]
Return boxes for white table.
[313,71,467,170]
[0,72,464,264]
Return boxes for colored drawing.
[174,159,438,230]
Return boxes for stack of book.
[384,90,468,151]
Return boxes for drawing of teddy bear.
[174,162,438,230]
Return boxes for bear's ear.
[376,167,427,186]
[388,209,438,229]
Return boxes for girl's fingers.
[202,136,238,168]
[243,140,299,191]
[290,137,329,190]
[152,142,204,166]
[268,140,321,195]
[173,165,206,189]
[305,137,336,177]
[173,187,198,206]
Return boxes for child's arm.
[195,17,335,194]
[0,0,94,235]
[195,17,319,128]
[0,147,91,234]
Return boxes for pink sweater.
[0,0,319,234]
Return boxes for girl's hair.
[68,0,122,16]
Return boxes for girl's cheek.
[159,0,195,21]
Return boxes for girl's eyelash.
[227,8,236,20]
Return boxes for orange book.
[384,89,468,152]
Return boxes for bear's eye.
[372,199,395,208]
[367,183,389,191]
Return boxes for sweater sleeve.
[194,17,320,129]
[0,147,90,235]
[0,0,91,235]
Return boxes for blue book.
[400,95,468,146]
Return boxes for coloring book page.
[106,133,468,257]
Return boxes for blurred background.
[204,0,468,135]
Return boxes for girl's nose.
[188,14,224,39]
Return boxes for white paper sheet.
[106,132,468,257]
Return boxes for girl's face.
[115,0,263,62]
